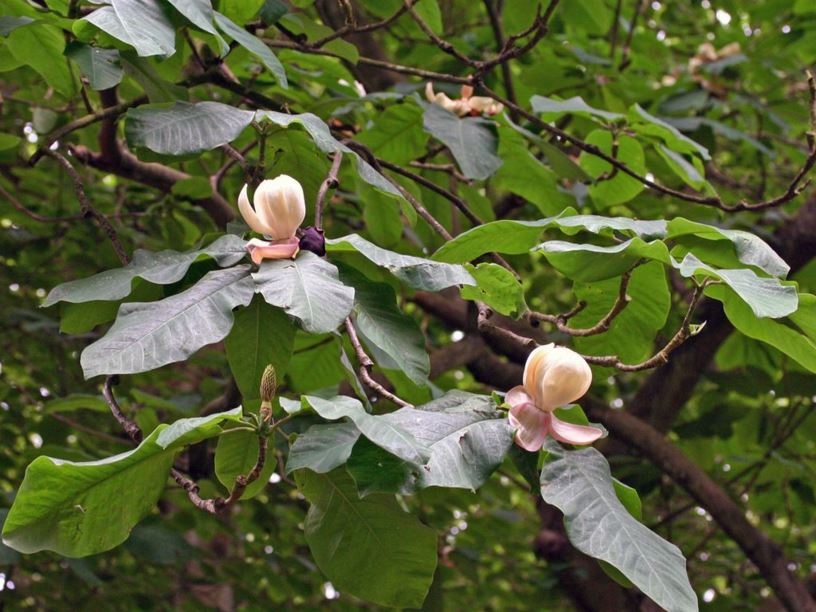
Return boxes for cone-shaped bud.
[260,364,277,404]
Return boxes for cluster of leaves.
[1,0,816,610]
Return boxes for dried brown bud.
[260,364,277,404]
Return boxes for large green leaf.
[8,23,75,96]
[252,252,354,334]
[707,286,816,372]
[255,110,400,196]
[356,102,428,165]
[431,212,669,263]
[125,101,256,155]
[81,265,254,378]
[341,268,430,384]
[536,240,796,317]
[214,430,276,499]
[285,422,360,474]
[214,11,287,87]
[166,0,228,55]
[673,253,797,319]
[309,391,513,493]
[1,409,240,557]
[297,468,438,609]
[380,391,514,490]
[531,94,623,122]
[422,103,502,180]
[573,262,671,363]
[303,395,430,464]
[65,42,123,91]
[535,239,670,282]
[84,1,176,58]
[225,297,295,400]
[667,218,789,278]
[580,130,646,207]
[44,234,248,306]
[628,104,710,160]
[460,262,527,316]
[540,444,698,612]
[326,233,475,290]
[493,120,575,215]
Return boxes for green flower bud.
[260,364,277,405]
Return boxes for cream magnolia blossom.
[238,175,306,264]
[425,83,503,117]
[506,343,602,451]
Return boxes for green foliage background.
[1,0,815,610]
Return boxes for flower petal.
[509,402,549,452]
[246,237,300,264]
[238,184,272,235]
[253,176,306,240]
[547,413,603,446]
[505,385,533,408]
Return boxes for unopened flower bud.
[260,364,277,405]
[523,344,592,411]
[238,175,306,241]
[239,175,305,264]
[505,344,600,450]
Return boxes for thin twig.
[408,161,471,182]
[527,263,638,336]
[608,0,623,58]
[49,413,131,445]
[344,140,454,240]
[44,149,130,265]
[582,281,709,371]
[30,97,147,164]
[345,316,413,407]
[481,82,816,212]
[404,0,477,67]
[482,0,517,109]
[262,38,472,84]
[310,5,409,48]
[102,376,142,443]
[101,376,274,514]
[377,156,484,225]
[314,151,343,230]
[619,0,648,71]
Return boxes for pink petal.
[509,403,549,452]
[246,237,300,264]
[505,385,533,408]
[547,413,603,446]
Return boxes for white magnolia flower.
[238,175,305,264]
[425,83,503,117]
[506,344,602,451]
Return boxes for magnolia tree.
[1,0,816,610]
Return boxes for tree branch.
[345,316,413,407]
[44,149,130,265]
[314,151,343,230]
[583,399,816,612]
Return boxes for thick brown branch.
[70,144,235,227]
[29,96,146,164]
[583,399,816,612]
